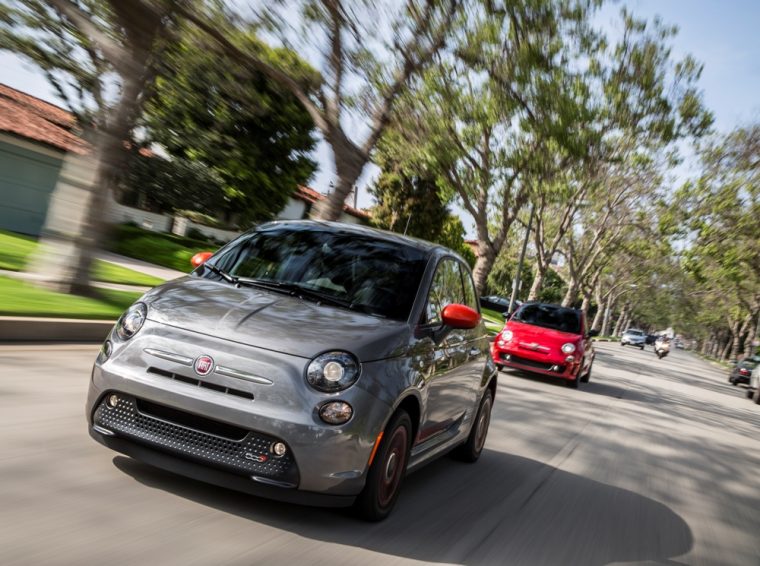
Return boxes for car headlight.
[561,343,576,354]
[115,302,147,341]
[306,351,360,392]
[501,330,513,342]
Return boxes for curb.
[0,317,114,343]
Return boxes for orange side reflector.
[367,431,384,467]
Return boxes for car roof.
[255,220,454,257]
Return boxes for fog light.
[107,394,119,408]
[565,355,575,362]
[271,442,287,457]
[319,401,353,425]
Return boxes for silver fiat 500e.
[87,220,497,520]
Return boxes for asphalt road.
[1,342,759,565]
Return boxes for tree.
[666,123,760,359]
[369,157,449,243]
[1,0,174,294]
[118,149,226,214]
[526,8,712,304]
[175,0,461,221]
[386,0,599,293]
[143,20,318,224]
[369,154,476,266]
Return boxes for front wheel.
[580,362,592,383]
[453,389,493,463]
[753,387,760,406]
[566,369,581,388]
[355,410,412,521]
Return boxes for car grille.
[93,393,298,486]
[502,353,563,372]
[147,367,254,401]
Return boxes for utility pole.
[508,203,535,314]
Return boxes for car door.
[416,257,476,443]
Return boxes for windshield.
[511,303,581,334]
[201,225,429,321]
[626,329,644,336]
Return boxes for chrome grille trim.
[144,348,194,366]
[215,366,273,385]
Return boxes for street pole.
[508,203,535,314]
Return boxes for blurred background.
[0,0,757,354]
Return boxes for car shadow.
[113,450,692,565]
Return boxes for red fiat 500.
[491,302,597,388]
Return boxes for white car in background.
[621,328,646,350]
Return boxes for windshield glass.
[626,329,644,336]
[202,225,429,321]
[511,303,581,334]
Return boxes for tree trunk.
[561,281,579,308]
[310,130,365,221]
[28,0,162,294]
[472,244,497,296]
[527,263,545,301]
[612,304,628,336]
[591,302,604,331]
[601,296,614,336]
[745,314,760,356]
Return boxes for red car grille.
[501,353,564,372]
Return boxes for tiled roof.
[294,185,371,220]
[0,83,87,154]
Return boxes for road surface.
[1,342,759,565]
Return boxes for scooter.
[654,338,670,359]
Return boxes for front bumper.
[89,427,353,507]
[87,321,393,500]
[491,343,579,380]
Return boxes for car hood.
[506,320,582,348]
[141,277,412,362]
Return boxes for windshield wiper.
[236,278,353,309]
[203,263,238,285]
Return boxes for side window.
[423,259,465,325]
[459,263,479,311]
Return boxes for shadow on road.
[113,449,692,565]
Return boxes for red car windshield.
[511,303,581,334]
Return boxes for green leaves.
[142,21,318,224]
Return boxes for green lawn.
[106,224,217,273]
[481,306,506,335]
[0,230,164,287]
[0,276,142,319]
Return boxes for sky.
[1,0,758,216]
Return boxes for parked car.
[86,221,496,521]
[730,355,760,385]
[747,364,760,403]
[480,294,513,313]
[621,328,646,349]
[491,302,597,388]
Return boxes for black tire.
[640,345,645,350]
[732,380,738,386]
[453,388,493,463]
[753,387,760,406]
[355,410,412,521]
[580,362,592,383]
[620,342,625,347]
[495,363,503,372]
[566,369,581,388]
[746,388,754,399]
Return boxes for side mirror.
[587,329,600,338]
[191,251,214,268]
[441,304,481,329]
[502,311,511,320]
